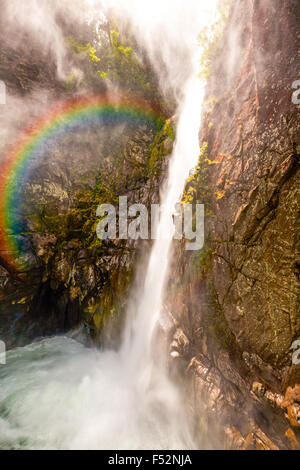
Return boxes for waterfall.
[121,75,203,385]
[0,0,216,451]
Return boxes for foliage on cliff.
[198,0,231,79]
[27,119,174,255]
[66,17,171,113]
[19,114,174,341]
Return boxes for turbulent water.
[0,336,193,450]
[0,1,215,450]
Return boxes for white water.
[0,337,192,449]
[120,76,203,385]
[0,2,214,451]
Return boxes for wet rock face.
[0,127,166,348]
[169,0,299,449]
[202,0,300,368]
[0,25,171,348]
[282,385,300,428]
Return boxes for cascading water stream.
[121,76,203,376]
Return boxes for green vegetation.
[198,0,231,79]
[183,141,216,212]
[30,138,142,252]
[148,119,175,175]
[26,117,173,260]
[66,18,172,113]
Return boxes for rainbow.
[0,94,164,273]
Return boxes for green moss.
[183,142,215,210]
[66,38,101,63]
[147,119,175,175]
[198,0,230,80]
[164,119,175,140]
[66,22,172,113]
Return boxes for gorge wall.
[0,14,173,348]
[168,0,300,450]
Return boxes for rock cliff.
[168,0,300,450]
